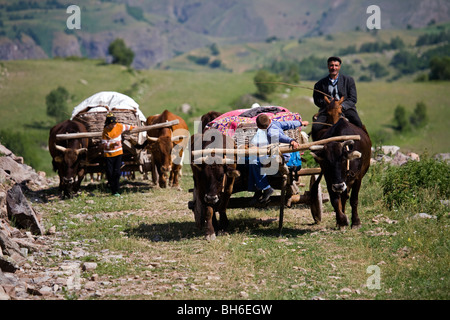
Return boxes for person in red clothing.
[102,113,135,196]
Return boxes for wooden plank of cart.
[193,123,360,234]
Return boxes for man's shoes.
[253,190,263,200]
[260,187,274,203]
[249,190,263,206]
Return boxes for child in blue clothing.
[248,114,308,204]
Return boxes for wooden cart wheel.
[309,174,323,224]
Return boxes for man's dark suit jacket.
[313,74,357,111]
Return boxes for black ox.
[48,120,89,199]
[311,97,372,229]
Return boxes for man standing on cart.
[102,113,135,196]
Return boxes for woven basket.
[73,109,142,147]
[234,123,304,147]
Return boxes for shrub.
[382,157,450,211]
[368,62,389,78]
[209,59,222,68]
[108,38,134,67]
[298,55,327,81]
[253,70,278,100]
[390,50,427,74]
[267,60,299,83]
[429,56,450,80]
[46,86,69,123]
[393,105,411,132]
[187,55,210,66]
[410,101,428,128]
[210,43,220,56]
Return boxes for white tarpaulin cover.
[70,91,146,122]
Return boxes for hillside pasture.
[0,59,449,175]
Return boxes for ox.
[310,97,372,228]
[190,130,240,240]
[146,110,189,188]
[198,111,223,133]
[48,120,89,199]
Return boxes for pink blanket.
[206,106,303,137]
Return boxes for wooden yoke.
[191,135,361,158]
[55,119,180,140]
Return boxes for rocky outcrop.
[0,35,47,61]
[0,143,49,299]
[371,145,421,166]
[6,184,44,235]
[51,32,82,58]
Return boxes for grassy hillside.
[0,58,449,175]
[1,0,449,69]
[160,24,449,77]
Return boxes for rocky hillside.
[0,0,449,69]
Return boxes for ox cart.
[190,119,361,235]
[55,91,178,179]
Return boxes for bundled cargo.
[58,91,177,178]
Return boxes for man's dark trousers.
[105,155,122,194]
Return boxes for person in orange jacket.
[102,113,135,196]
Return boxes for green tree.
[390,50,427,74]
[298,55,328,80]
[410,101,428,128]
[108,38,134,67]
[210,43,220,56]
[46,86,69,123]
[209,59,222,68]
[389,36,405,50]
[254,70,278,100]
[429,56,450,80]
[368,62,389,78]
[393,105,410,132]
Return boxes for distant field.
[0,58,449,174]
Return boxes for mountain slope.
[0,0,449,69]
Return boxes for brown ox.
[310,97,372,228]
[190,129,240,240]
[48,120,89,199]
[198,111,222,133]
[146,110,189,188]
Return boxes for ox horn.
[76,148,88,155]
[222,157,235,165]
[193,156,235,165]
[347,151,362,160]
[341,140,354,148]
[147,136,158,142]
[309,145,324,151]
[171,135,188,142]
[55,144,67,152]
